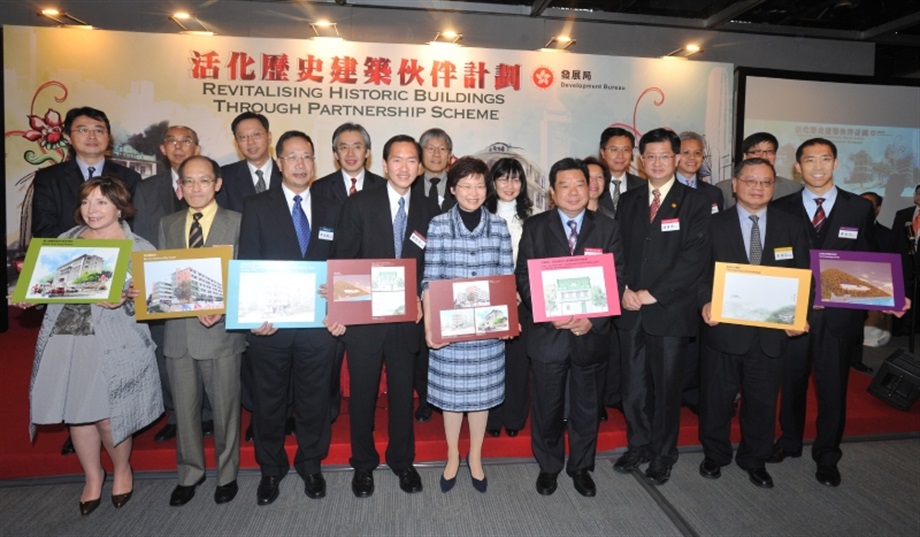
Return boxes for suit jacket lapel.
[574,211,596,254]
[654,182,683,222]
[725,210,749,263]
[546,210,572,254]
[270,188,303,258]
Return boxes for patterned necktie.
[812,198,826,231]
[567,220,578,255]
[189,212,204,248]
[255,170,266,193]
[610,179,621,211]
[349,177,357,196]
[687,178,696,189]
[393,197,407,258]
[428,178,440,201]
[86,166,95,180]
[650,189,661,222]
[912,212,919,235]
[175,183,183,201]
[292,195,311,256]
[749,215,762,265]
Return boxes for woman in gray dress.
[24,177,162,516]
[422,157,514,493]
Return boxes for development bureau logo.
[531,66,554,89]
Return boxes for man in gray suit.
[717,132,802,208]
[160,155,246,506]
[133,125,208,443]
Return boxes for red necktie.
[649,189,661,222]
[349,177,357,196]
[812,198,826,231]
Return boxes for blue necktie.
[293,195,310,257]
[393,197,407,258]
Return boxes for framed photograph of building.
[527,253,621,322]
[13,238,133,304]
[710,262,812,331]
[810,250,906,311]
[327,259,418,325]
[225,260,327,329]
[427,275,519,343]
[131,246,232,320]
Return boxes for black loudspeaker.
[868,350,920,411]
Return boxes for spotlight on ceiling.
[169,12,214,36]
[38,8,94,29]
[311,20,343,41]
[662,43,703,60]
[428,30,462,47]
[540,35,575,52]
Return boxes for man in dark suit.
[613,128,711,486]
[409,127,455,423]
[327,135,439,498]
[31,106,140,241]
[217,111,282,212]
[132,125,206,443]
[238,131,341,505]
[698,158,809,489]
[596,127,644,217]
[892,186,920,335]
[716,132,802,209]
[311,122,385,423]
[30,105,141,457]
[160,156,246,506]
[770,138,905,487]
[516,158,626,498]
[862,192,897,254]
[675,131,725,415]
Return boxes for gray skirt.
[31,335,110,426]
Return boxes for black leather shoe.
[747,468,774,488]
[644,462,672,486]
[569,470,596,497]
[79,497,101,516]
[851,361,873,373]
[815,464,841,487]
[214,480,238,504]
[284,417,295,435]
[257,476,282,505]
[536,472,557,496]
[352,469,374,498]
[61,436,75,456]
[767,445,802,464]
[303,473,326,499]
[112,469,134,509]
[699,458,722,479]
[440,474,457,493]
[505,428,519,438]
[154,424,177,443]
[487,429,501,438]
[245,424,254,443]
[170,475,206,507]
[415,405,432,423]
[201,420,214,437]
[613,451,650,474]
[396,466,423,494]
[599,408,608,422]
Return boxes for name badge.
[774,247,793,261]
[661,218,680,232]
[410,230,427,250]
[711,203,720,214]
[838,227,858,240]
[584,248,603,256]
[318,227,334,241]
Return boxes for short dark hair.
[332,122,371,152]
[741,132,779,154]
[64,106,111,135]
[795,138,838,162]
[231,112,269,135]
[600,127,635,150]
[733,157,776,179]
[383,135,421,161]
[549,158,589,189]
[419,128,452,152]
[178,155,221,179]
[915,185,920,195]
[861,191,883,207]
[485,157,533,220]
[446,157,489,190]
[638,128,680,155]
[275,130,314,157]
[74,176,134,225]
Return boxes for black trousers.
[602,324,623,407]
[249,329,335,478]
[699,335,782,470]
[776,313,857,466]
[530,358,602,475]
[346,327,417,472]
[620,325,687,466]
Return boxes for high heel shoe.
[440,458,459,493]
[111,468,134,508]
[466,456,487,493]
[80,470,106,516]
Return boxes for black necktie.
[189,212,204,248]
[86,166,95,180]
[428,177,440,201]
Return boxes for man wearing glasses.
[716,132,802,208]
[412,127,456,213]
[218,112,281,211]
[613,128,711,486]
[238,131,342,504]
[596,126,644,217]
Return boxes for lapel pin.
[671,203,677,208]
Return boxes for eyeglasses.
[279,153,315,163]
[236,131,266,143]
[603,146,632,154]
[165,138,196,147]
[337,143,366,153]
[737,178,775,188]
[495,176,522,185]
[680,150,704,158]
[424,146,450,154]
[180,178,216,187]
[642,154,674,163]
[72,126,107,137]
[745,149,776,157]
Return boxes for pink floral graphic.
[5,81,70,167]
[23,108,65,150]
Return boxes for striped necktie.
[812,198,826,231]
[650,189,661,222]
[189,212,204,248]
